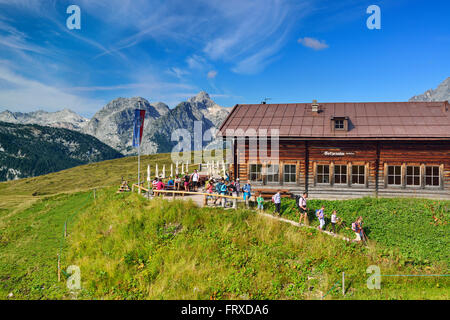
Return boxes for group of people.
[204,177,253,207]
[294,192,366,242]
[151,169,201,193]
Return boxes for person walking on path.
[352,216,365,242]
[272,190,281,216]
[316,206,325,230]
[330,210,338,233]
[298,192,308,225]
[256,192,264,213]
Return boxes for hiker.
[174,175,181,190]
[256,192,264,212]
[235,178,241,196]
[166,176,174,189]
[316,205,325,230]
[213,179,222,205]
[272,190,281,216]
[352,216,365,242]
[228,180,237,196]
[184,173,190,191]
[330,210,338,233]
[205,179,214,202]
[152,176,159,189]
[298,192,308,225]
[154,178,165,196]
[242,180,252,207]
[190,169,200,192]
[219,179,228,207]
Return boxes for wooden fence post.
[57,254,61,282]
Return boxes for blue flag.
[132,109,146,148]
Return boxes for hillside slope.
[0,121,123,182]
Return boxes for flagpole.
[138,142,141,186]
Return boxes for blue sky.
[0,0,448,117]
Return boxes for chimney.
[311,100,319,113]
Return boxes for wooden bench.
[253,189,291,200]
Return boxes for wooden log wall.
[230,138,450,197]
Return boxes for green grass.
[263,198,450,265]
[0,191,93,299]
[62,191,448,300]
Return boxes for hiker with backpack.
[297,192,308,225]
[352,216,365,242]
[219,179,228,207]
[272,190,281,216]
[316,205,325,230]
[242,181,252,207]
[213,179,222,205]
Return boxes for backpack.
[215,182,222,193]
[351,222,357,232]
[220,183,228,193]
[271,195,275,203]
[295,195,300,208]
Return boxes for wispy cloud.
[207,70,217,79]
[0,64,104,115]
[297,37,329,50]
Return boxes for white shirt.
[273,193,281,204]
[192,173,199,182]
[299,196,306,208]
[331,214,337,223]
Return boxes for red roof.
[219,101,450,140]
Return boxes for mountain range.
[0,91,231,156]
[0,122,122,181]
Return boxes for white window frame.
[351,165,365,185]
[425,166,440,187]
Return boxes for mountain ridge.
[0,121,123,181]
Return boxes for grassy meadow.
[0,153,448,300]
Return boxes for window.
[425,166,440,186]
[387,166,401,185]
[317,165,330,184]
[284,164,296,183]
[266,164,279,183]
[406,166,420,186]
[352,165,365,185]
[334,119,344,130]
[249,164,262,182]
[334,165,347,184]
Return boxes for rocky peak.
[410,77,450,102]
[188,91,215,109]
